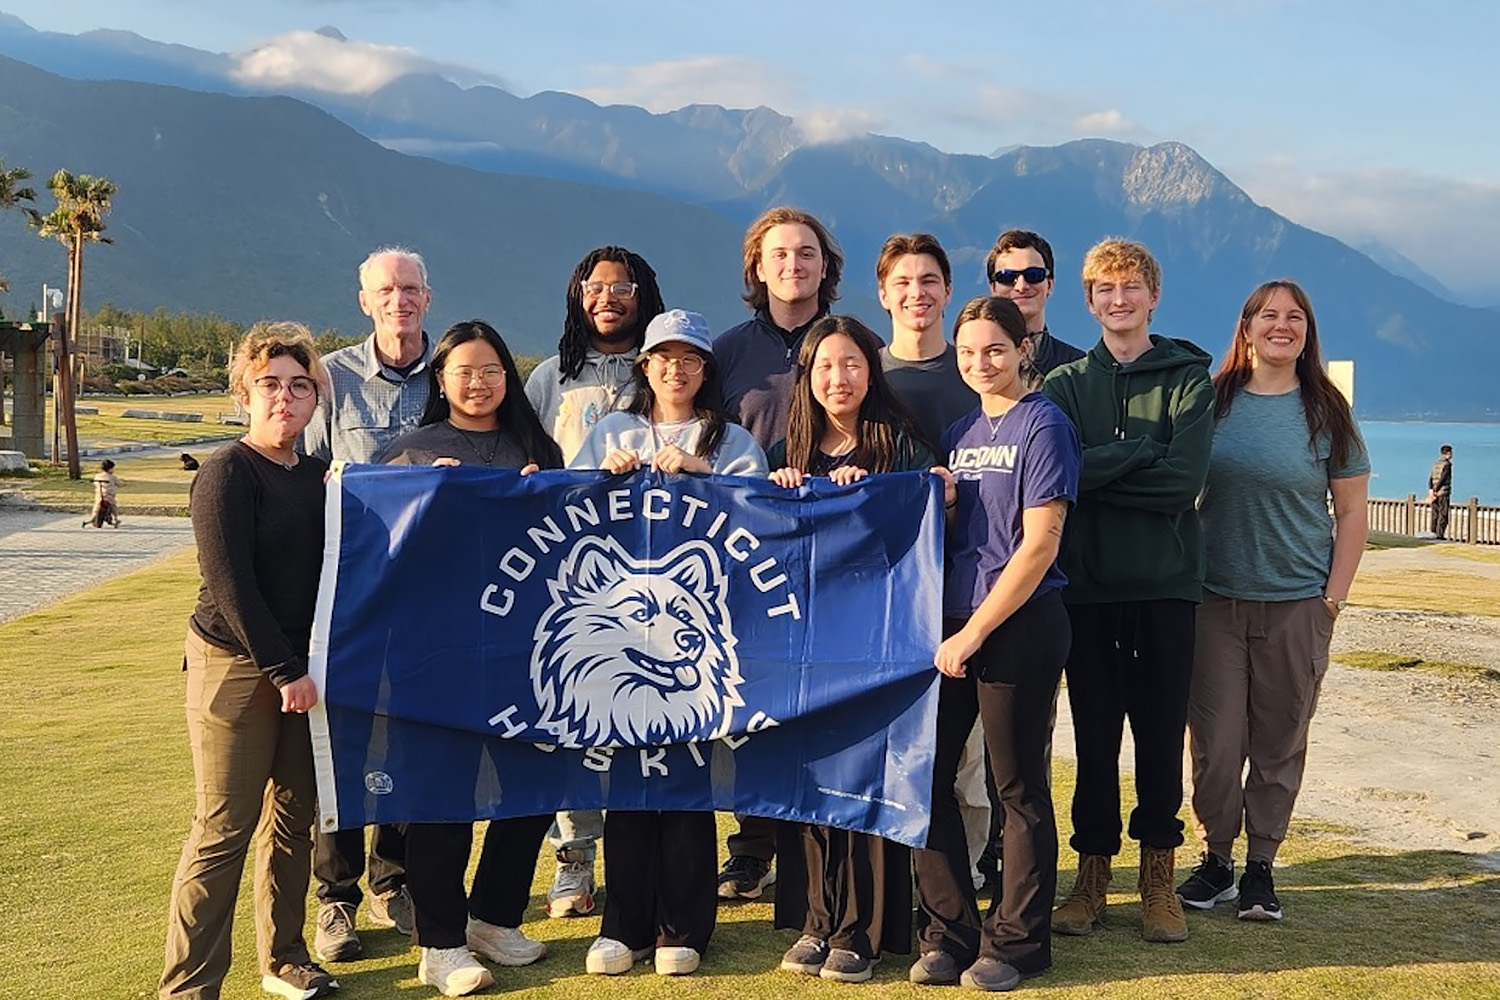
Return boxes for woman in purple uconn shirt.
[910,296,1081,992]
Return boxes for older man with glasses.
[302,245,436,963]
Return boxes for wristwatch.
[1323,594,1347,612]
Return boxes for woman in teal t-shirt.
[1179,280,1369,922]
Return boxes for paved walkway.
[0,509,196,623]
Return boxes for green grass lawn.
[0,392,241,450]
[0,451,214,512]
[2,553,1498,998]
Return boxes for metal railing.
[1367,495,1499,545]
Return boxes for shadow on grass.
[1044,850,1500,986]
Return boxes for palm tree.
[0,159,36,293]
[27,169,117,478]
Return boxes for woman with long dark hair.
[571,309,766,978]
[1176,280,1368,922]
[912,296,1080,992]
[379,320,562,997]
[768,315,931,984]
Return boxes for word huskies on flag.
[308,465,943,847]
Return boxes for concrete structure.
[0,319,51,459]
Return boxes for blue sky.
[5,0,1498,302]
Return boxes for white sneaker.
[585,937,651,975]
[655,946,700,976]
[465,917,546,966]
[546,858,597,917]
[418,946,494,997]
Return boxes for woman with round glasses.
[571,309,766,979]
[161,322,341,1000]
[379,320,565,997]
[766,315,933,984]
[571,309,765,478]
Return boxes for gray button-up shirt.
[303,333,432,463]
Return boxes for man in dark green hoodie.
[1041,239,1214,945]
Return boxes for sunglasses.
[990,266,1050,287]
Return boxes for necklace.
[454,425,502,466]
[651,418,695,454]
[985,406,1014,441]
[243,437,297,470]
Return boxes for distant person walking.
[85,458,122,528]
[1427,444,1453,539]
[1177,280,1369,923]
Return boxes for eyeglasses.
[649,353,704,375]
[991,266,1050,287]
[581,280,639,299]
[444,365,506,386]
[251,375,318,400]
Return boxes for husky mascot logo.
[532,535,744,748]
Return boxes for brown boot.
[1139,846,1189,942]
[1051,854,1110,935]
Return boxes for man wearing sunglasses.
[985,230,1084,377]
[302,245,435,963]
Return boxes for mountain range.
[0,13,1495,418]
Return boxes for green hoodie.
[1041,334,1214,604]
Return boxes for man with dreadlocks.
[526,245,667,463]
[523,244,665,920]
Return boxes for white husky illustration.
[532,535,744,747]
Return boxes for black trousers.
[726,813,778,862]
[1064,599,1195,856]
[774,823,912,959]
[912,592,1069,974]
[601,810,717,954]
[404,814,551,949]
[314,824,407,905]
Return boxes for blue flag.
[308,465,943,847]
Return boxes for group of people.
[157,205,1369,1000]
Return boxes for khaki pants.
[160,631,316,999]
[1187,592,1334,864]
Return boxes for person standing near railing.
[1427,444,1453,540]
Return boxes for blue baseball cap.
[641,309,713,356]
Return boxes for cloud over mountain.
[229,28,503,94]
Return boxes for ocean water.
[1359,421,1500,504]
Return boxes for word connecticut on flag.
[308,465,943,847]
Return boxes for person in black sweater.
[767,316,932,984]
[160,322,339,1000]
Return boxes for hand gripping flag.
[308,465,943,847]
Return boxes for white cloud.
[578,55,794,112]
[1233,161,1500,305]
[932,85,1154,149]
[229,29,504,95]
[794,108,884,145]
[1073,109,1137,135]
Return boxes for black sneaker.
[1237,860,1284,921]
[1177,852,1238,910]
[261,961,339,1000]
[820,948,874,983]
[780,934,829,975]
[716,855,775,900]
